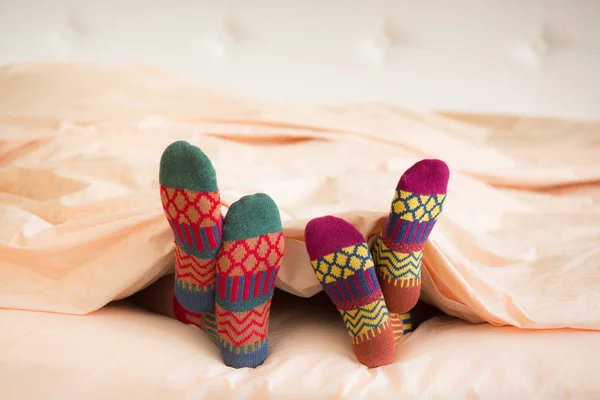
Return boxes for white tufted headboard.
[1,1,599,120]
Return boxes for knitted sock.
[173,296,218,342]
[159,141,223,313]
[372,159,449,313]
[390,312,413,345]
[215,193,284,368]
[390,302,439,345]
[305,215,395,368]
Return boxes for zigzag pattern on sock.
[215,200,284,369]
[375,192,445,287]
[216,302,271,349]
[373,159,449,314]
[160,141,224,314]
[372,238,422,285]
[305,216,396,368]
[174,246,216,290]
[340,298,390,344]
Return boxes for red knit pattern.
[174,246,216,287]
[217,233,284,275]
[160,186,221,227]
[216,302,271,347]
[173,296,203,328]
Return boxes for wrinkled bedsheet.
[1,297,599,399]
[1,63,600,330]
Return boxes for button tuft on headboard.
[221,15,248,42]
[528,37,549,60]
[509,24,555,70]
[381,19,406,46]
[356,19,405,65]
[195,15,246,60]
[67,10,88,35]
[356,37,390,65]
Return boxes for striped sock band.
[305,215,395,368]
[373,159,449,314]
[159,141,223,313]
[215,193,284,368]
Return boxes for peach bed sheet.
[1,298,599,399]
[1,63,600,330]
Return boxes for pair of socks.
[160,141,284,368]
[305,159,449,367]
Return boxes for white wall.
[1,0,599,120]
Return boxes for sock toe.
[219,340,269,369]
[305,216,395,368]
[305,216,365,260]
[159,140,218,192]
[215,193,283,369]
[159,141,222,314]
[222,193,282,241]
[373,159,450,315]
[397,159,449,195]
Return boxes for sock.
[173,296,218,342]
[159,141,223,313]
[215,193,284,368]
[372,159,449,314]
[173,296,426,352]
[390,312,414,346]
[305,215,395,368]
[390,301,439,345]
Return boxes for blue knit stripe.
[258,270,268,295]
[266,268,277,291]
[176,237,220,259]
[218,338,268,369]
[174,281,215,313]
[215,292,272,313]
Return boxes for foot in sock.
[174,290,429,359]
[173,296,218,342]
[215,193,284,368]
[160,141,222,313]
[372,159,449,314]
[305,216,395,368]
[390,301,440,345]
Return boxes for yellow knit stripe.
[341,298,389,341]
[372,237,422,281]
[310,243,373,284]
[390,313,404,339]
[390,190,446,222]
[380,275,422,287]
[390,313,414,343]
[350,320,391,345]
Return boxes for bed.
[1,2,600,399]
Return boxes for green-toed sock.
[215,193,284,368]
[159,141,222,313]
